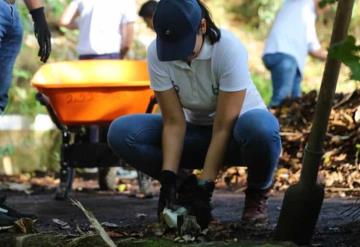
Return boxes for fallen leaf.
[14,218,36,234]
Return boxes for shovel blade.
[274,182,324,245]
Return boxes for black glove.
[30,7,51,63]
[158,170,178,216]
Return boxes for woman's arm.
[201,90,246,180]
[156,89,186,173]
[308,3,327,62]
[120,22,134,58]
[309,48,327,61]
[59,3,80,30]
[23,0,43,10]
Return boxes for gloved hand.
[30,7,51,63]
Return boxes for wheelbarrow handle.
[146,95,158,114]
[36,92,66,131]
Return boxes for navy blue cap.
[153,0,202,61]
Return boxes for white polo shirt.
[263,0,321,74]
[148,29,266,125]
[71,0,137,55]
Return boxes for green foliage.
[226,0,282,34]
[13,67,32,81]
[257,0,283,25]
[329,35,360,81]
[43,0,72,18]
[252,73,271,105]
[0,144,14,158]
[6,84,46,117]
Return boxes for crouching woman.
[108,0,281,228]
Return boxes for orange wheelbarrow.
[31,60,157,199]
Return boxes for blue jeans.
[108,109,281,190]
[0,1,23,113]
[263,53,302,107]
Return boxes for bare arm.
[310,0,328,61]
[59,3,80,30]
[120,22,134,58]
[309,48,327,61]
[201,90,246,181]
[23,0,43,10]
[156,89,186,173]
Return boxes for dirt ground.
[1,186,359,247]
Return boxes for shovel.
[274,0,355,245]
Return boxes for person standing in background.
[262,0,327,108]
[139,0,158,31]
[0,0,51,230]
[59,0,136,59]
[59,0,138,190]
[59,0,136,134]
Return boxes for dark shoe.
[0,212,16,231]
[241,187,270,225]
[0,196,37,221]
[178,175,215,229]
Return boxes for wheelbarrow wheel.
[98,167,119,190]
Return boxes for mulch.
[223,89,360,197]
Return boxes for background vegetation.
[8,0,360,115]
[1,0,359,173]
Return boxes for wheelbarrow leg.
[36,92,74,200]
[55,165,74,200]
[55,131,74,200]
